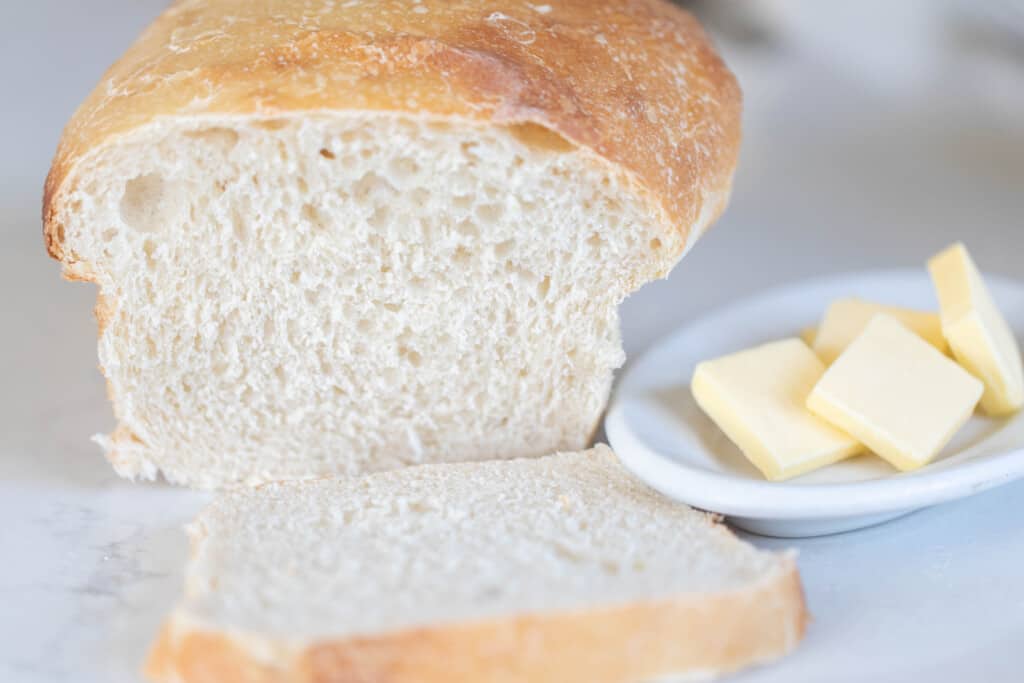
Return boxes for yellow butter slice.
[808,315,983,472]
[692,338,862,481]
[812,298,947,365]
[928,243,1024,416]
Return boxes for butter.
[692,339,862,481]
[808,315,983,472]
[928,243,1024,416]
[799,327,817,346]
[812,298,947,364]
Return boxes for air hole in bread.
[552,542,584,564]
[184,127,239,151]
[455,219,479,238]
[409,188,430,209]
[353,171,396,202]
[460,141,480,162]
[231,209,247,241]
[399,347,422,367]
[507,122,574,153]
[453,246,471,265]
[537,275,551,299]
[368,205,390,230]
[302,203,330,232]
[389,157,420,179]
[475,203,504,224]
[255,119,288,131]
[142,238,157,268]
[121,173,176,234]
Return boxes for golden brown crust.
[146,563,806,683]
[43,0,740,268]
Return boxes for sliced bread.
[147,446,806,682]
[43,0,741,488]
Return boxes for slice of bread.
[43,0,741,488]
[147,446,806,682]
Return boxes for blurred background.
[624,0,1024,351]
[0,2,1022,681]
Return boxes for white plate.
[606,270,1024,537]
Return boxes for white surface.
[607,271,1024,536]
[2,2,1023,682]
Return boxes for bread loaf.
[147,446,806,682]
[43,0,741,487]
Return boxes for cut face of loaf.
[56,115,699,487]
[147,447,807,683]
[44,0,741,488]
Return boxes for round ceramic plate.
[606,270,1024,537]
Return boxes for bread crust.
[146,562,805,683]
[43,0,740,273]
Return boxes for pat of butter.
[812,298,947,364]
[928,243,1024,416]
[692,339,862,481]
[808,315,983,472]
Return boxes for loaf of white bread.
[43,0,741,488]
[147,447,806,683]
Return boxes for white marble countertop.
[2,2,1022,681]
